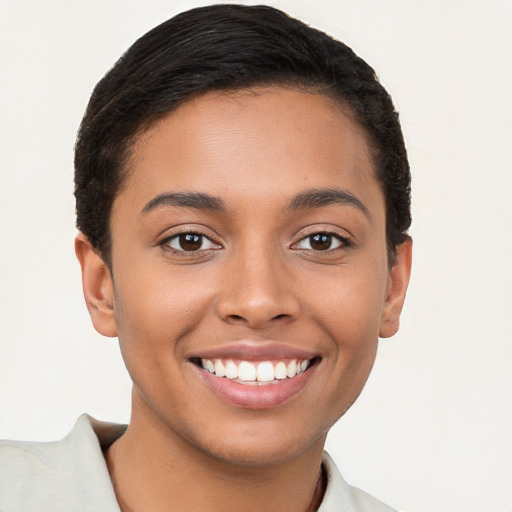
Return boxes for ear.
[379,238,412,338]
[75,233,117,337]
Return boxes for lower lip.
[194,365,315,409]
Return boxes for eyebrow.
[141,188,369,218]
[141,192,227,214]
[287,188,370,218]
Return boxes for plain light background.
[1,1,511,511]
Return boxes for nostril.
[228,313,290,323]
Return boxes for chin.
[187,418,328,468]
[202,440,317,468]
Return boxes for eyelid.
[294,233,346,251]
[291,225,353,248]
[158,226,223,253]
[166,233,219,251]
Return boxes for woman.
[0,5,411,511]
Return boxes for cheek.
[307,259,387,398]
[112,265,214,365]
[311,261,388,341]
[318,286,381,381]
[111,270,216,416]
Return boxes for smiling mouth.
[191,357,320,385]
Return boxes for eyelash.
[159,229,351,256]
[292,231,352,252]
[159,229,222,256]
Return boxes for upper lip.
[188,341,319,362]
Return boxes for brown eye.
[295,232,346,251]
[178,233,203,251]
[309,233,333,251]
[165,232,219,252]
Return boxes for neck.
[105,391,327,512]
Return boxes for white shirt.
[0,415,397,511]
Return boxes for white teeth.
[205,359,215,373]
[214,359,225,377]
[200,358,312,383]
[256,361,274,382]
[225,360,238,379]
[286,360,297,378]
[274,362,287,380]
[238,361,257,381]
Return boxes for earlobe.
[75,233,117,338]
[379,238,412,339]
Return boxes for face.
[77,87,411,466]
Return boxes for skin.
[76,87,412,512]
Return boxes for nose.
[216,245,301,329]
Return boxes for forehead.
[120,87,382,215]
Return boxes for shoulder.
[0,415,124,512]
[319,452,399,512]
